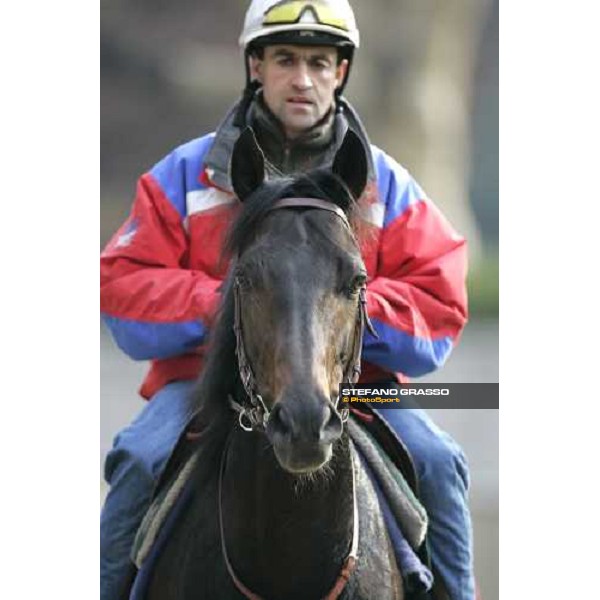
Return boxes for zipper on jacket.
[283,143,291,173]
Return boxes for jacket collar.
[248,94,335,175]
[203,93,376,193]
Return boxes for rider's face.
[250,45,348,139]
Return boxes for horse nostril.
[320,405,343,443]
[269,403,293,437]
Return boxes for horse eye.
[235,273,251,291]
[346,274,367,297]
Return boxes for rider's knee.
[104,427,170,486]
[416,431,470,493]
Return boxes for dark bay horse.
[145,128,405,599]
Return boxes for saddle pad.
[131,451,198,568]
[354,450,433,594]
[347,418,428,550]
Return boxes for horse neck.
[221,427,356,599]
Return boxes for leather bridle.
[229,197,377,433]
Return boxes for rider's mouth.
[287,97,313,106]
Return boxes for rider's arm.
[100,146,221,361]
[362,149,468,377]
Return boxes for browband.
[269,197,351,230]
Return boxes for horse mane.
[188,168,361,462]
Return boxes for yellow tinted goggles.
[263,1,349,32]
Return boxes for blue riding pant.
[100,381,475,600]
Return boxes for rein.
[230,197,377,433]
[218,430,359,600]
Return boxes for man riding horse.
[100,1,474,598]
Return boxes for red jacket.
[101,133,468,399]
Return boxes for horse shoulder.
[350,457,404,600]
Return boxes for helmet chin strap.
[234,48,261,128]
[336,46,354,100]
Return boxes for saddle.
[129,404,437,599]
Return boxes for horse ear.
[332,129,368,201]
[230,127,266,201]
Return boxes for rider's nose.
[291,64,312,90]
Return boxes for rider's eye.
[311,59,329,70]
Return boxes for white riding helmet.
[239,0,360,50]
[234,1,360,125]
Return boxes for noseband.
[229,197,378,433]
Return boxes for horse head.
[229,126,370,474]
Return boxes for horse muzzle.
[266,394,343,473]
